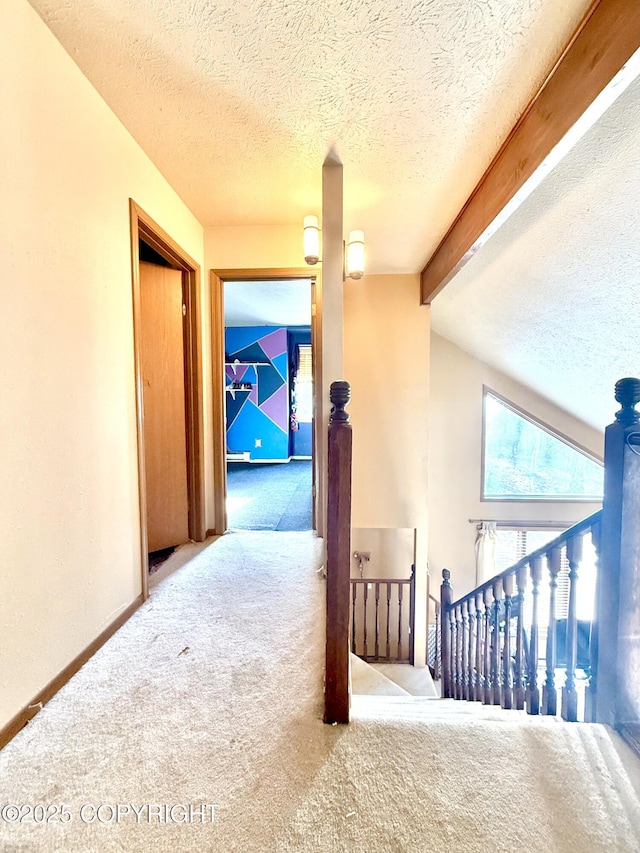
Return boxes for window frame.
[480,386,604,503]
[292,343,313,424]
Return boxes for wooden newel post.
[324,380,353,724]
[409,564,416,666]
[592,377,640,731]
[440,569,453,698]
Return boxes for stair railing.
[440,511,601,720]
[438,378,640,737]
[350,567,416,663]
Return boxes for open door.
[130,201,205,598]
[210,269,321,536]
[139,261,189,551]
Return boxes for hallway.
[0,531,326,852]
[1,532,639,852]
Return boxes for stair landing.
[351,654,438,697]
[369,662,438,696]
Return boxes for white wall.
[0,0,204,730]
[428,333,604,600]
[344,274,430,663]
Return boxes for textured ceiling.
[431,73,640,432]
[224,279,311,327]
[30,0,633,432]
[28,0,593,273]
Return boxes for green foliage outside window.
[483,392,603,500]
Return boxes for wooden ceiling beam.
[420,0,640,304]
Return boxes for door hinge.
[182,303,187,317]
[311,303,317,317]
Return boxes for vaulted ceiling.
[432,73,640,431]
[28,0,639,431]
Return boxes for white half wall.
[344,274,430,664]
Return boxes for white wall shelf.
[225,360,269,400]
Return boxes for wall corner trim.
[0,594,144,752]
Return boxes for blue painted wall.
[292,422,312,457]
[225,325,313,461]
[225,327,289,460]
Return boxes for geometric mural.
[225,327,289,460]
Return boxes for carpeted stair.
[351,653,439,697]
[369,661,438,696]
[350,653,410,696]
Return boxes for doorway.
[210,270,320,535]
[130,201,206,597]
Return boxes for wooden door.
[140,261,189,552]
[311,278,319,532]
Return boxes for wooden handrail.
[324,381,353,725]
[448,510,602,610]
[350,577,412,584]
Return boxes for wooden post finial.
[614,377,640,426]
[330,380,351,424]
[442,568,451,587]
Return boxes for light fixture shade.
[346,230,365,280]
[303,215,320,265]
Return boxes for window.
[494,528,560,574]
[293,344,313,423]
[494,526,596,625]
[482,390,603,501]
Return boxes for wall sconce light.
[345,230,365,280]
[303,217,365,280]
[303,215,320,266]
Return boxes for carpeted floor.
[1,531,639,852]
[226,460,312,531]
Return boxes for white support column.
[319,152,344,537]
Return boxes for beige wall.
[351,528,416,579]
[428,333,604,600]
[204,226,303,272]
[0,0,204,730]
[344,274,430,663]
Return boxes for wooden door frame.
[210,268,321,536]
[130,200,206,599]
